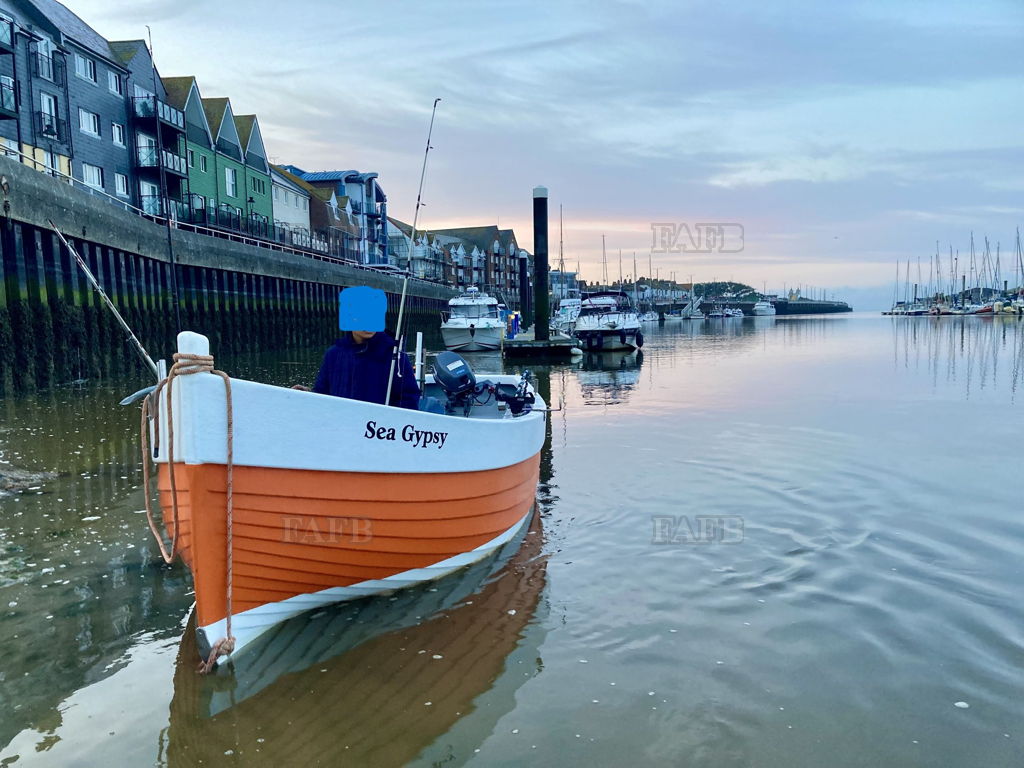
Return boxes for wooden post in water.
[533,186,549,341]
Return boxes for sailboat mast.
[601,234,608,287]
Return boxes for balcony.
[31,53,66,86]
[135,145,188,177]
[131,96,185,130]
[0,80,15,119]
[35,111,67,143]
[0,18,12,54]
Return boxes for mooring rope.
[141,352,236,674]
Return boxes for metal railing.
[35,111,67,142]
[135,145,187,175]
[31,52,65,85]
[0,150,450,289]
[131,95,185,129]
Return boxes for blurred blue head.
[339,286,386,332]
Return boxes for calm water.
[1,315,1022,767]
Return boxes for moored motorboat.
[752,300,776,316]
[724,307,745,318]
[572,291,643,351]
[441,287,505,351]
[148,333,545,666]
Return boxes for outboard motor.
[432,351,478,415]
[432,351,476,396]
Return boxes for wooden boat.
[150,332,545,666]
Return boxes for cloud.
[58,0,1024,292]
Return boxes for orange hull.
[158,457,540,630]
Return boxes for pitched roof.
[27,0,117,62]
[271,164,317,196]
[234,114,256,149]
[388,217,413,236]
[161,76,196,111]
[301,170,364,183]
[108,39,145,65]
[432,225,502,253]
[200,97,230,135]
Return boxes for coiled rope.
[141,352,236,674]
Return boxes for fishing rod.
[48,220,159,379]
[386,97,440,405]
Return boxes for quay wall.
[697,298,853,315]
[0,157,455,396]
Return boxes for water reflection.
[890,316,1024,402]
[573,350,644,407]
[164,512,548,766]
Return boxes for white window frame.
[225,167,237,197]
[81,162,103,190]
[114,172,129,197]
[78,108,100,137]
[74,53,97,83]
[187,149,194,167]
[108,71,123,96]
[1,137,19,159]
[112,122,126,147]
[199,155,207,172]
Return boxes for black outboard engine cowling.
[432,351,476,397]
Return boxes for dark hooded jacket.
[312,332,420,410]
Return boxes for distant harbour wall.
[0,157,455,396]
[698,298,853,315]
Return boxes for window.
[1,137,18,159]
[112,122,125,146]
[41,149,58,176]
[74,54,97,83]
[82,162,103,189]
[108,71,123,96]
[302,198,308,211]
[273,186,279,201]
[40,92,57,118]
[199,155,207,172]
[187,149,194,167]
[0,74,14,112]
[114,173,128,197]
[225,167,237,197]
[140,180,160,214]
[78,108,100,136]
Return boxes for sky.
[66,0,1024,308]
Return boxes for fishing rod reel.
[430,352,535,417]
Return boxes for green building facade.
[161,76,272,231]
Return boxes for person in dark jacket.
[307,329,420,409]
[293,286,420,410]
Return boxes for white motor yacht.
[441,287,505,351]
